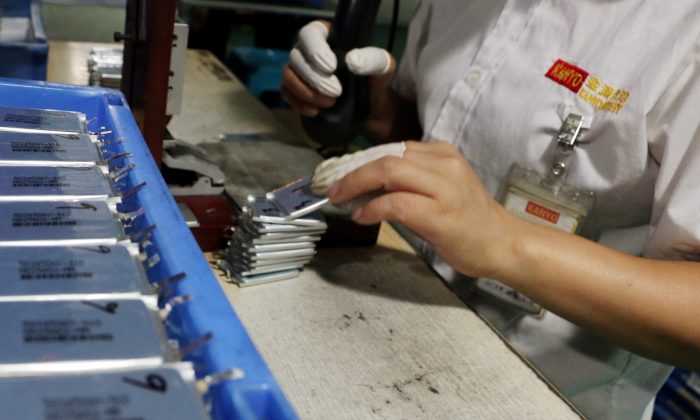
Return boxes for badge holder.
[476,114,595,316]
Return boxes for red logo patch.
[546,59,589,93]
[525,201,560,224]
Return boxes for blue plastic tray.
[0,78,298,420]
[0,0,48,80]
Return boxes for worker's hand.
[311,142,406,211]
[321,140,517,278]
[281,20,395,117]
[311,142,406,195]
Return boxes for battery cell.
[230,237,315,252]
[0,246,151,301]
[243,221,327,235]
[235,269,301,287]
[234,261,307,275]
[264,176,329,220]
[0,132,100,167]
[0,201,126,247]
[0,166,116,202]
[245,196,327,226]
[0,105,87,135]
[0,363,209,420]
[0,299,173,375]
[237,247,316,261]
[247,234,322,245]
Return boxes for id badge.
[503,164,593,233]
[476,114,595,316]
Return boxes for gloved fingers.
[297,20,336,73]
[345,47,393,76]
[310,142,406,195]
[289,47,342,98]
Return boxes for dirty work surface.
[217,235,580,419]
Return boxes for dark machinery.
[301,0,382,147]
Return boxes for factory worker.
[281,2,700,419]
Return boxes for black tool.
[301,0,382,147]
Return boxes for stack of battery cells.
[0,105,211,419]
[219,177,329,286]
[87,47,123,89]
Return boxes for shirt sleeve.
[645,38,700,260]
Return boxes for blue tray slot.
[0,78,298,420]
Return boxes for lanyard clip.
[543,113,587,193]
[556,113,585,152]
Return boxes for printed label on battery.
[12,211,76,227]
[0,167,113,200]
[12,176,71,188]
[11,141,66,153]
[0,300,167,371]
[4,113,43,126]
[0,106,86,134]
[0,202,124,247]
[0,366,210,419]
[22,318,113,343]
[42,393,132,420]
[0,132,99,167]
[0,246,148,298]
[19,258,92,280]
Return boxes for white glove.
[311,142,406,212]
[290,21,392,98]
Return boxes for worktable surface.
[48,41,580,419]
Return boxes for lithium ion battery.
[0,105,87,135]
[245,196,328,226]
[0,299,174,376]
[232,261,307,276]
[235,247,316,261]
[244,232,322,245]
[263,176,329,220]
[240,220,327,235]
[234,269,301,287]
[0,245,151,301]
[230,236,315,252]
[0,363,210,420]
[0,166,116,202]
[0,132,100,167]
[232,256,314,271]
[0,201,127,247]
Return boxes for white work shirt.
[393,1,700,419]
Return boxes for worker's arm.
[325,140,700,369]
